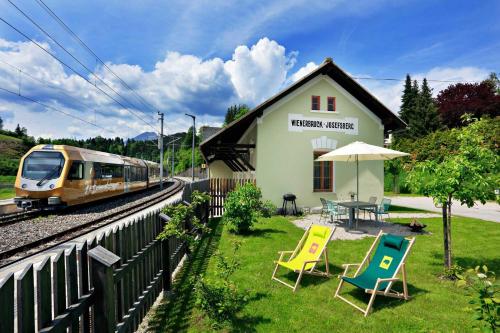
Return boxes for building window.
[311,95,320,110]
[313,152,333,192]
[327,97,336,112]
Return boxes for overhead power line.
[0,16,158,133]
[3,2,158,129]
[0,85,113,133]
[0,60,151,137]
[34,0,161,120]
[352,76,482,83]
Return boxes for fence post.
[159,213,171,292]
[89,246,120,333]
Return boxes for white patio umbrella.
[317,141,409,227]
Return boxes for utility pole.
[185,113,196,181]
[166,136,181,180]
[158,112,164,190]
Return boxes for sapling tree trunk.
[393,174,400,194]
[442,197,453,269]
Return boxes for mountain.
[132,132,158,141]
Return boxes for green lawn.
[0,175,16,183]
[148,215,500,332]
[387,204,429,213]
[0,187,15,199]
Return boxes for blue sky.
[0,0,498,138]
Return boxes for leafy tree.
[436,82,500,128]
[485,72,500,95]
[224,104,250,126]
[0,115,3,130]
[406,119,499,268]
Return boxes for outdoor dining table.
[337,201,378,229]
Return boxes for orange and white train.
[14,144,164,210]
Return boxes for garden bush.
[194,241,249,328]
[222,183,262,234]
[260,199,277,217]
[157,190,210,250]
[456,265,499,332]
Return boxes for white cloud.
[290,62,318,82]
[224,37,296,104]
[0,37,299,139]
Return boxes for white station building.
[200,58,405,209]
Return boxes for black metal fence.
[0,185,209,333]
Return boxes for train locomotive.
[14,144,164,210]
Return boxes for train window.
[68,161,84,180]
[101,164,113,179]
[114,165,123,178]
[22,151,65,180]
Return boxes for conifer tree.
[399,74,413,124]
[409,78,440,137]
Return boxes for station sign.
[288,113,358,135]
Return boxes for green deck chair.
[272,225,335,292]
[334,231,415,316]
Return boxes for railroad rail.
[0,178,184,269]
[0,210,42,226]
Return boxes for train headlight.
[49,184,55,189]
[22,184,27,189]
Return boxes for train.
[14,144,165,210]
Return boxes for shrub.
[456,265,499,332]
[157,191,210,250]
[260,199,277,217]
[223,183,262,234]
[194,241,249,328]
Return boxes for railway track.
[0,210,42,226]
[0,178,184,268]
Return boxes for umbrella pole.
[356,155,359,229]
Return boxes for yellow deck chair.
[272,225,335,292]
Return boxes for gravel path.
[0,183,174,253]
[291,213,432,240]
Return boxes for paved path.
[389,196,500,223]
[292,214,430,241]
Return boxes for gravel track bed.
[0,183,175,253]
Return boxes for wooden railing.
[209,177,256,217]
[0,186,209,333]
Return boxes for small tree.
[406,118,498,268]
[0,115,3,130]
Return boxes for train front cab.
[14,145,69,210]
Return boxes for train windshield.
[22,151,65,180]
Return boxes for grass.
[387,204,429,213]
[0,175,16,184]
[0,187,15,199]
[148,215,500,332]
[0,134,22,142]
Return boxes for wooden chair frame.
[334,230,415,316]
[272,225,335,292]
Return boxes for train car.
[14,144,163,210]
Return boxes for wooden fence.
[209,177,256,217]
[0,186,209,333]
